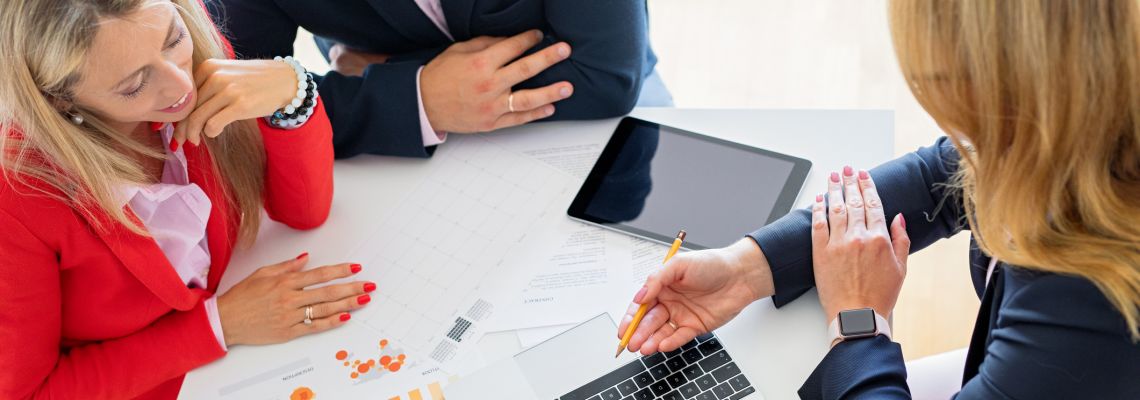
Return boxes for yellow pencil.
[616,230,686,358]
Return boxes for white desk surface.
[188,108,894,400]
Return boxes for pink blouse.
[119,123,226,350]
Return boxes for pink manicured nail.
[350,264,362,274]
[815,194,824,202]
[900,214,907,229]
[339,313,351,322]
[633,286,648,304]
[843,165,853,177]
[830,172,840,183]
[296,252,308,260]
[858,170,869,180]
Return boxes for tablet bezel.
[567,116,812,250]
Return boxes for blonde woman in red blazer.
[0,1,374,398]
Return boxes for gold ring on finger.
[508,93,516,113]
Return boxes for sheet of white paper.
[181,135,580,399]
[481,125,677,333]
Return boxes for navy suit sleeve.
[799,270,1140,399]
[518,0,648,119]
[748,136,967,307]
[205,0,433,159]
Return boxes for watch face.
[839,308,877,336]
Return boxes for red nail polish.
[830,172,840,183]
[363,282,376,293]
[843,165,853,176]
[350,264,362,274]
[815,194,824,202]
[339,313,351,322]
[357,294,371,305]
[900,214,907,229]
[295,252,308,260]
[169,140,179,152]
[858,170,869,180]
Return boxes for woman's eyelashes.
[122,78,148,99]
[120,28,187,100]
[166,28,186,50]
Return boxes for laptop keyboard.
[558,333,756,400]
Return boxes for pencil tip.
[614,346,624,358]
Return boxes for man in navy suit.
[204,0,669,159]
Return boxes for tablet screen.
[568,117,811,250]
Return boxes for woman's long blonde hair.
[890,0,1140,339]
[0,0,265,244]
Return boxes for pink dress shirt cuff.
[416,66,447,146]
[204,296,228,352]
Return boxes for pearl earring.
[68,112,83,125]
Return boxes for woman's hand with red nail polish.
[216,257,372,346]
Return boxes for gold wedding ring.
[508,93,516,113]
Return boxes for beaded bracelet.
[264,56,318,130]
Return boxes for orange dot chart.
[335,338,409,383]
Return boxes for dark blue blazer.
[749,136,1140,399]
[205,0,655,159]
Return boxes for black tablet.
[567,117,812,250]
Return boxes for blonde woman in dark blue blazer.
[617,1,1140,398]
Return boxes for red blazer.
[0,99,334,398]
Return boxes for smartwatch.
[827,308,892,346]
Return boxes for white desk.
[184,108,894,400]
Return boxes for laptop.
[445,313,761,400]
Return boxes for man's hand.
[421,30,574,133]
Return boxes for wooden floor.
[291,0,979,361]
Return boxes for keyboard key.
[681,364,704,380]
[682,348,703,363]
[666,371,688,388]
[697,338,724,356]
[664,348,684,358]
[696,333,715,342]
[699,350,732,372]
[695,374,717,391]
[632,388,654,400]
[642,352,668,367]
[711,362,741,383]
[600,387,621,400]
[650,380,672,397]
[682,340,699,351]
[633,371,654,388]
[712,382,734,399]
[728,386,756,400]
[588,396,602,400]
[648,364,670,381]
[661,391,683,400]
[728,374,751,392]
[666,355,688,372]
[695,392,717,400]
[617,379,638,396]
[677,382,701,398]
[561,360,647,400]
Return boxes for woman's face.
[70,2,196,130]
